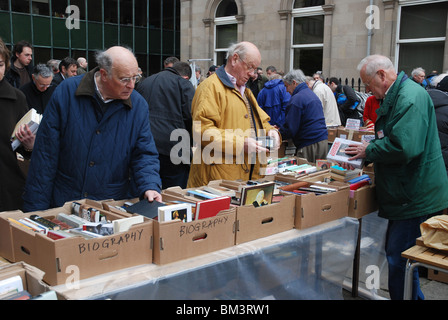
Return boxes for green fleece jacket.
[366,72,448,220]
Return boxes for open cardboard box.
[289,172,350,229]
[0,199,153,286]
[0,262,67,300]
[153,194,236,264]
[348,170,378,219]
[234,194,296,245]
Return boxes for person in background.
[206,65,217,77]
[51,56,78,87]
[47,59,60,75]
[164,56,179,69]
[137,61,195,189]
[187,41,280,188]
[257,73,290,128]
[343,54,448,300]
[328,77,362,126]
[411,67,427,88]
[306,76,341,127]
[279,69,328,163]
[362,95,381,131]
[0,38,35,211]
[23,46,162,212]
[5,40,33,89]
[19,64,56,115]
[265,65,277,78]
[77,57,88,75]
[428,74,448,176]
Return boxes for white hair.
[357,54,395,76]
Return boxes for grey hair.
[33,63,53,79]
[283,69,306,85]
[95,50,113,75]
[226,42,249,62]
[411,67,425,77]
[357,54,395,76]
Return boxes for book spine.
[30,215,60,230]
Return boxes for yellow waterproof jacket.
[187,66,276,188]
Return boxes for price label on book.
[345,118,361,131]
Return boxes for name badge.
[377,130,385,139]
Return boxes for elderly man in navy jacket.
[23,46,162,211]
[279,69,328,163]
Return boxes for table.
[52,217,359,300]
[402,239,448,300]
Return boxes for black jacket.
[5,57,33,89]
[429,89,448,175]
[136,67,195,156]
[19,81,56,114]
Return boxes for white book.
[158,203,193,223]
[327,137,364,169]
[10,108,42,151]
[0,275,24,299]
[113,216,144,233]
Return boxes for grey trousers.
[296,140,329,163]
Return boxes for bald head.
[358,54,397,100]
[225,41,262,88]
[95,46,140,101]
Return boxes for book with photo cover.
[240,182,275,207]
[158,203,193,223]
[195,196,231,220]
[125,200,165,219]
[327,137,364,169]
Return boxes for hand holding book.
[340,141,369,170]
[15,124,36,151]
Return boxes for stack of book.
[330,165,362,182]
[0,275,57,300]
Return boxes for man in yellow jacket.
[187,42,280,188]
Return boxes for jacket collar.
[216,65,235,90]
[378,71,408,116]
[292,82,308,96]
[75,67,133,109]
[0,78,18,100]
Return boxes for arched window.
[214,0,238,65]
[291,0,325,75]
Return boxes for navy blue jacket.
[23,69,161,211]
[279,82,328,149]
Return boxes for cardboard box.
[153,208,236,265]
[0,262,67,299]
[428,269,448,284]
[337,127,375,142]
[292,172,350,229]
[234,195,295,244]
[327,126,339,143]
[348,184,378,219]
[0,199,153,286]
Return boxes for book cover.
[327,137,364,169]
[112,216,144,233]
[0,275,23,299]
[195,196,231,220]
[203,185,236,197]
[187,189,220,200]
[125,200,165,219]
[10,108,42,151]
[240,182,275,207]
[158,203,193,223]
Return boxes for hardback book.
[203,185,236,197]
[327,137,364,169]
[125,200,165,219]
[240,182,275,207]
[158,203,193,223]
[195,196,231,220]
[10,108,42,151]
[112,216,144,233]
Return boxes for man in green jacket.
[344,55,448,300]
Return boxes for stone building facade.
[180,0,448,83]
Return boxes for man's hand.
[338,141,369,170]
[144,190,162,202]
[16,124,36,151]
[268,129,281,151]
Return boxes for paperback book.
[10,108,42,151]
[327,137,364,169]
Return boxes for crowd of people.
[1,37,448,300]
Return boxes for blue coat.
[279,82,328,149]
[256,79,291,127]
[23,69,161,212]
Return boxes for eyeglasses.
[118,74,142,85]
[238,56,256,74]
[364,71,379,88]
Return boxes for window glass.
[52,0,67,18]
[216,24,237,49]
[398,42,444,76]
[294,0,325,9]
[32,0,49,16]
[0,0,9,11]
[400,2,447,39]
[12,0,29,13]
[216,0,237,18]
[293,15,324,45]
[71,0,86,20]
[293,48,323,76]
[104,0,118,24]
[87,0,102,22]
